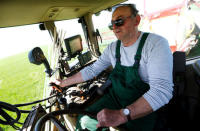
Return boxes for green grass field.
[0,46,48,131]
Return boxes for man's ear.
[135,15,141,26]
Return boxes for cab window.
[92,1,200,59]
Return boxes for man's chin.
[115,35,122,40]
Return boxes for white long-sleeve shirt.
[80,32,174,111]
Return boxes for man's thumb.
[96,123,101,128]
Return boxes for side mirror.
[28,47,52,77]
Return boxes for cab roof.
[0,0,126,28]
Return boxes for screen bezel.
[64,35,83,58]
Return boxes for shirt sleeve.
[80,45,112,81]
[143,36,174,111]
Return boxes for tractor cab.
[0,0,200,131]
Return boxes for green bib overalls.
[76,33,157,131]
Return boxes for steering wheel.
[0,101,21,128]
[35,109,103,131]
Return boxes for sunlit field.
[0,46,47,131]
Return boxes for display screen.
[64,35,83,58]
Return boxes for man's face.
[111,6,137,41]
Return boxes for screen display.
[64,35,83,58]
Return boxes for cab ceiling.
[0,0,126,28]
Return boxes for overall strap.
[133,33,149,68]
[116,40,121,63]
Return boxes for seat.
[168,51,187,131]
[173,51,186,97]
[155,51,200,131]
[154,51,186,131]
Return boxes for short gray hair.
[112,4,139,16]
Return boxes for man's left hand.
[96,108,127,128]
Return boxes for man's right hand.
[49,72,84,90]
[50,79,65,87]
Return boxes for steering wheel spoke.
[35,109,97,131]
[49,115,67,131]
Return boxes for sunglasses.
[108,15,133,30]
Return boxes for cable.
[14,94,57,107]
[0,101,21,129]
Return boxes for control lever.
[97,79,112,95]
[49,83,63,92]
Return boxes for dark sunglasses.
[108,15,133,30]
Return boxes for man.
[51,4,173,131]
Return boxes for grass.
[0,45,48,131]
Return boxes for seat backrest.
[156,51,200,131]
[162,51,200,131]
[154,51,186,131]
[173,51,186,75]
[173,51,186,97]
